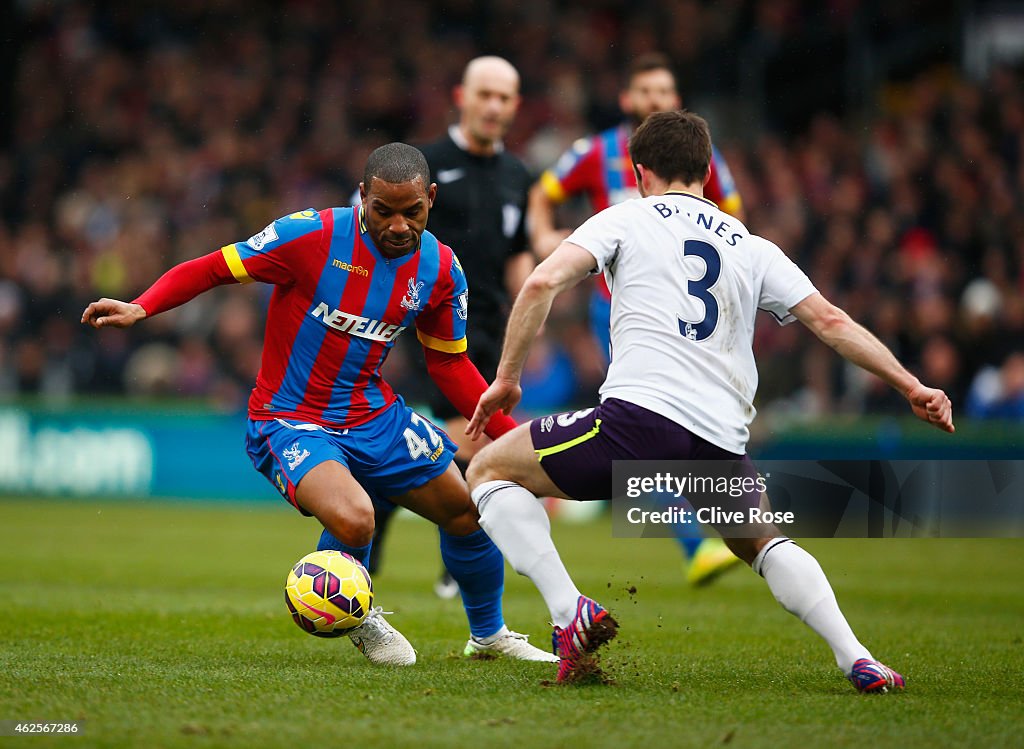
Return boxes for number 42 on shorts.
[403,413,445,461]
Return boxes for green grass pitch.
[1,497,1022,748]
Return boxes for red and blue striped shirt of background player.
[220,206,469,428]
[538,122,743,300]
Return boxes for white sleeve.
[755,238,817,325]
[565,204,628,274]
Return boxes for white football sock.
[753,538,872,674]
[473,624,509,645]
[471,480,581,628]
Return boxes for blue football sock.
[317,528,372,568]
[677,534,702,559]
[439,528,504,640]
[662,493,703,560]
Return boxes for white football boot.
[347,607,416,665]
[463,629,559,662]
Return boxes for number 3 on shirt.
[678,239,721,341]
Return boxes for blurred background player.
[82,143,556,666]
[467,110,953,687]
[322,57,535,600]
[528,52,744,584]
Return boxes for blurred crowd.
[2,0,1023,422]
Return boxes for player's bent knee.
[318,501,375,548]
[438,506,481,536]
[723,536,763,566]
[465,444,499,490]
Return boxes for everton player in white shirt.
[465,110,953,688]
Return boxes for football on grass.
[285,550,373,637]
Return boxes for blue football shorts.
[245,397,457,515]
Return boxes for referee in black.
[372,56,534,597]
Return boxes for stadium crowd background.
[2,0,1023,424]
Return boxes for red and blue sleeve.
[538,136,602,204]
[415,248,469,354]
[219,208,324,286]
[416,247,517,438]
[707,146,743,218]
[423,348,518,440]
[132,208,325,317]
[132,250,236,316]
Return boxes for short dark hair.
[625,52,675,88]
[628,110,712,186]
[363,142,430,189]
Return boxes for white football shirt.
[566,191,816,454]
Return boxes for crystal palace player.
[323,57,535,603]
[529,52,744,585]
[81,143,556,667]
[467,111,953,687]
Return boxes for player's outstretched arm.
[467,378,522,441]
[790,293,954,433]
[81,250,239,331]
[504,250,535,300]
[423,347,518,442]
[81,299,147,329]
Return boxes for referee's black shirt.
[420,127,532,348]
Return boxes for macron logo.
[332,259,369,276]
[311,302,405,343]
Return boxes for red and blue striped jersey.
[539,122,743,299]
[220,207,469,428]
[539,123,742,215]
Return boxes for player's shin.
[438,527,505,640]
[470,480,581,628]
[753,538,872,673]
[367,496,399,574]
[317,528,373,568]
